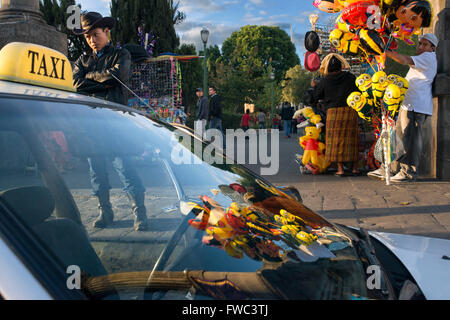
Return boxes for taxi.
[0,42,449,301]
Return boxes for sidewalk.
[241,131,450,240]
[278,174,450,240]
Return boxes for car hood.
[368,231,450,300]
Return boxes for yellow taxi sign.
[0,42,75,92]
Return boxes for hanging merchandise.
[305,31,321,52]
[304,51,321,72]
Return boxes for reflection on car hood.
[369,231,450,300]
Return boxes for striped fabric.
[325,107,359,163]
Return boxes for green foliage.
[384,36,419,77]
[282,65,313,106]
[221,25,300,82]
[110,0,185,55]
[39,0,88,61]
[176,43,203,116]
[208,25,299,115]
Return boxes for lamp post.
[270,72,275,121]
[201,27,210,97]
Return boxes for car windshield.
[0,96,370,300]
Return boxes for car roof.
[0,80,121,107]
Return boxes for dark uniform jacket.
[73,43,131,105]
[209,94,222,119]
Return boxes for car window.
[0,97,370,300]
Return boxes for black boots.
[127,192,148,231]
[93,192,148,231]
[93,192,114,228]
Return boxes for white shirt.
[401,51,437,116]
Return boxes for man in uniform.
[72,12,148,231]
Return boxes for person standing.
[194,87,209,140]
[257,109,266,129]
[241,109,251,132]
[368,34,438,182]
[72,12,148,231]
[208,86,225,149]
[280,102,293,138]
[314,53,360,177]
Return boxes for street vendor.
[72,12,148,231]
[368,33,438,182]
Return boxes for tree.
[110,0,185,56]
[384,36,419,77]
[175,44,203,116]
[282,65,313,106]
[39,0,88,61]
[221,25,300,82]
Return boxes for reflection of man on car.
[72,12,148,231]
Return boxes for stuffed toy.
[299,126,330,174]
[293,107,322,128]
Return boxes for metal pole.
[203,42,208,97]
[271,80,274,121]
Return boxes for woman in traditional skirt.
[314,54,360,177]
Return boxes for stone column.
[416,0,449,180]
[0,0,68,55]
[429,0,450,180]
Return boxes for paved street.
[236,130,450,240]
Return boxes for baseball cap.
[196,87,203,92]
[420,33,438,47]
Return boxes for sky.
[77,0,333,62]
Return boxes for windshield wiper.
[356,228,397,300]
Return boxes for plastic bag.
[374,127,406,164]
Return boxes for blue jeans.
[259,122,266,129]
[283,120,291,137]
[209,117,226,148]
[88,156,145,198]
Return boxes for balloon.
[383,0,433,45]
[383,84,402,117]
[372,70,389,100]
[392,0,432,29]
[329,29,361,55]
[358,28,386,55]
[305,31,321,52]
[341,1,376,28]
[347,91,373,121]
[313,0,344,13]
[356,73,373,94]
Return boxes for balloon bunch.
[314,0,433,70]
[347,71,409,121]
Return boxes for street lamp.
[201,27,210,97]
[270,72,275,121]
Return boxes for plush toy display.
[299,126,330,174]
